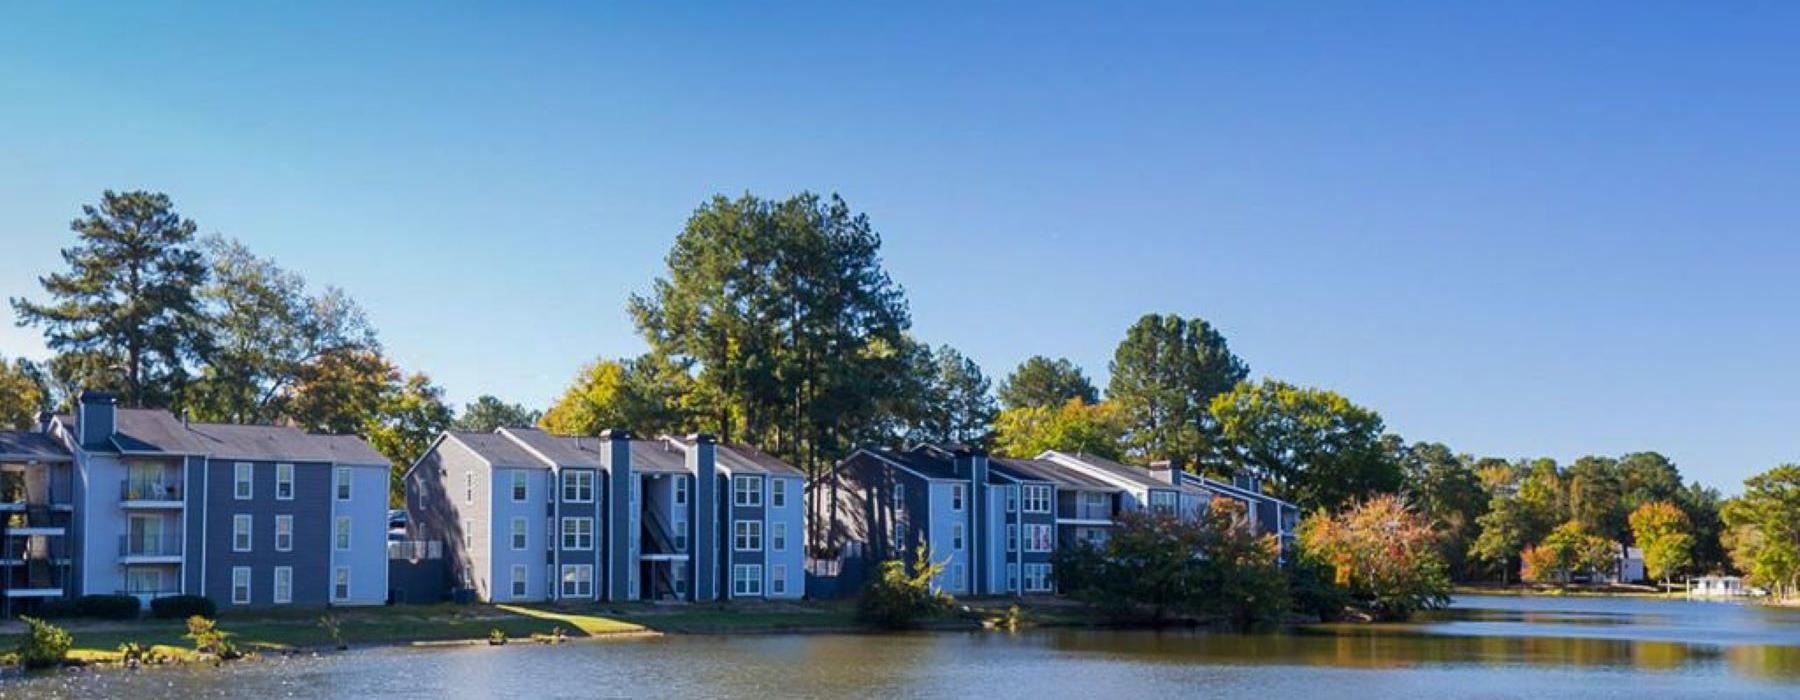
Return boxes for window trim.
[562,470,594,503]
[510,470,528,503]
[464,471,475,505]
[510,564,528,598]
[275,463,294,501]
[273,566,293,604]
[733,476,762,507]
[234,462,253,500]
[733,564,763,596]
[274,514,293,552]
[1023,484,1052,514]
[1007,523,1018,552]
[770,479,786,508]
[334,516,352,551]
[511,517,528,551]
[771,522,786,551]
[333,566,351,601]
[232,514,253,552]
[734,520,763,552]
[771,564,787,595]
[952,522,965,551]
[561,517,594,551]
[950,483,965,511]
[674,477,688,506]
[231,566,251,605]
[560,564,593,598]
[335,466,352,501]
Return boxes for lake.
[5,595,1798,698]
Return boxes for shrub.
[16,616,72,669]
[857,546,951,630]
[1055,507,1290,630]
[1286,559,1352,621]
[184,616,241,659]
[151,595,217,620]
[74,594,141,620]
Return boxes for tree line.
[4,190,1796,600]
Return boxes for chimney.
[686,434,717,602]
[600,429,633,601]
[1148,458,1182,486]
[77,390,117,450]
[36,411,52,434]
[952,445,988,595]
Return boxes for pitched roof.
[989,456,1120,491]
[629,439,688,473]
[499,428,602,468]
[313,434,391,466]
[447,431,547,469]
[1040,451,1176,490]
[112,409,211,454]
[102,409,386,464]
[0,432,71,462]
[663,437,806,477]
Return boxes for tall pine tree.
[1106,313,1248,469]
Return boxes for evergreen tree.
[997,356,1097,409]
[1106,314,1248,469]
[453,395,541,433]
[907,344,997,447]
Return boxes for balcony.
[119,534,184,563]
[2,506,69,535]
[121,480,184,507]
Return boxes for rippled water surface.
[4,595,1797,699]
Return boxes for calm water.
[5,596,1799,699]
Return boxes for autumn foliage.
[1298,494,1451,620]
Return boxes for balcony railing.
[121,480,183,502]
[119,534,184,558]
[2,506,69,531]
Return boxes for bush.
[73,594,141,620]
[1287,559,1352,621]
[857,547,951,630]
[184,616,241,660]
[151,595,217,620]
[1055,507,1290,630]
[16,616,72,669]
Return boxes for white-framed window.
[674,477,688,506]
[275,463,294,500]
[547,517,554,551]
[274,514,293,552]
[1026,524,1053,553]
[951,563,965,591]
[1150,491,1178,515]
[511,517,528,550]
[333,567,350,601]
[672,564,688,596]
[231,567,251,604]
[234,462,253,500]
[334,516,351,551]
[1007,523,1018,552]
[464,471,475,505]
[562,470,593,502]
[125,567,162,595]
[1083,491,1107,512]
[733,564,763,596]
[734,520,762,551]
[952,523,965,551]
[511,470,528,502]
[771,522,787,551]
[233,514,253,552]
[951,484,965,511]
[1025,563,1051,593]
[1008,563,1020,592]
[734,476,762,507]
[771,479,786,508]
[511,564,527,598]
[273,566,293,604]
[772,565,787,595]
[1006,486,1017,513]
[560,565,593,597]
[335,467,352,501]
[561,517,593,550]
[1023,485,1052,513]
[892,482,905,508]
[894,522,908,550]
[462,519,474,550]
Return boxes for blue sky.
[2,3,1796,491]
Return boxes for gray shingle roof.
[663,437,805,477]
[629,439,688,473]
[0,432,71,462]
[1041,451,1175,489]
[990,456,1120,491]
[105,409,385,464]
[499,428,602,468]
[447,431,549,469]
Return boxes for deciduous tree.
[1628,500,1693,585]
[992,399,1125,460]
[1297,495,1451,620]
[1211,379,1402,511]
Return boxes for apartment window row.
[1026,523,1053,553]
[234,514,350,552]
[229,565,349,604]
[733,476,762,507]
[562,470,595,503]
[1022,484,1052,514]
[235,463,352,501]
[734,520,762,552]
[1149,491,1179,515]
[561,564,593,597]
[1023,563,1051,593]
[561,517,594,550]
[733,564,762,596]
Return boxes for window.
[893,522,908,550]
[951,484,965,511]
[275,515,293,552]
[675,529,688,553]
[734,520,762,551]
[273,566,293,604]
[1150,491,1178,515]
[892,483,905,508]
[560,565,593,597]
[233,514,252,552]
[231,567,251,604]
[335,467,352,501]
[733,476,762,507]
[234,463,253,499]
[511,517,527,550]
[771,479,786,508]
[672,565,688,596]
[952,523,965,551]
[733,564,762,596]
[561,517,593,550]
[1026,524,1053,553]
[1023,485,1052,513]
[562,470,593,502]
[462,519,473,550]
[772,565,787,595]
[1006,486,1017,513]
[276,463,294,500]
[333,567,350,601]
[464,471,475,505]
[125,568,162,595]
[771,522,787,551]
[1007,523,1018,552]
[1025,564,1051,593]
[547,517,554,551]
[1008,563,1019,593]
[511,470,527,502]
[951,563,965,591]
[511,565,528,598]
[674,477,688,506]
[334,516,351,551]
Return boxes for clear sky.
[2,3,1796,492]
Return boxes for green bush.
[1287,559,1352,620]
[857,547,951,630]
[151,595,217,619]
[74,594,142,620]
[16,616,72,669]
[184,616,241,660]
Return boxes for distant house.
[1692,575,1749,597]
[1,390,390,616]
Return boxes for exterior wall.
[76,450,126,597]
[984,485,1012,594]
[550,467,602,602]
[330,464,387,605]
[765,476,804,599]
[725,474,766,599]
[405,438,492,600]
[809,452,932,592]
[602,437,631,601]
[202,459,333,607]
[487,467,549,602]
[927,481,970,595]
